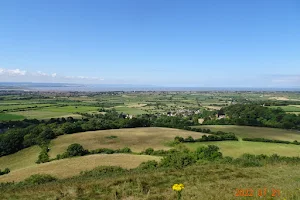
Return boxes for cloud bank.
[0,68,104,83]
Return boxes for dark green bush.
[66,143,88,157]
[0,168,10,176]
[36,146,50,164]
[23,174,57,185]
[143,148,154,155]
[80,166,127,177]
[138,160,159,170]
[194,145,223,161]
[160,150,196,169]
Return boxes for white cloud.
[0,68,27,76]
[0,67,103,83]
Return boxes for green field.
[270,105,300,112]
[0,113,25,121]
[10,110,82,119]
[194,125,300,141]
[0,146,40,171]
[185,140,300,157]
[114,106,147,115]
[8,105,99,119]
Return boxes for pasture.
[185,140,300,157]
[0,113,25,121]
[114,106,147,115]
[195,125,300,141]
[2,163,300,199]
[269,105,300,112]
[0,154,160,183]
[0,146,40,171]
[48,127,206,158]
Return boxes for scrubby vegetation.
[0,168,10,176]
[242,137,300,145]
[55,143,133,161]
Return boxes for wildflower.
[172,184,184,200]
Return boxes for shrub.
[90,148,115,154]
[194,145,223,161]
[23,174,57,185]
[36,146,50,164]
[138,160,159,170]
[66,143,88,157]
[0,168,10,176]
[80,166,127,177]
[143,148,154,155]
[160,151,196,169]
[105,135,118,139]
[117,147,132,153]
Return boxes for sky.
[0,0,299,87]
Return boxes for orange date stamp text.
[235,188,280,197]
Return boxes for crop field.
[0,154,160,183]
[10,110,82,119]
[0,146,40,171]
[185,140,300,157]
[113,106,147,115]
[194,125,300,141]
[0,113,25,121]
[48,127,206,158]
[270,105,300,112]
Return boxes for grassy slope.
[195,125,300,141]
[185,141,300,157]
[1,163,300,199]
[0,146,40,171]
[48,127,206,158]
[0,154,160,183]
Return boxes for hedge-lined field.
[185,140,300,157]
[48,127,206,158]
[194,125,300,141]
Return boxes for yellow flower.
[172,183,185,192]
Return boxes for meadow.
[270,105,300,112]
[0,113,25,121]
[195,125,300,141]
[1,163,300,199]
[0,154,160,183]
[1,91,300,199]
[185,140,300,157]
[48,127,206,158]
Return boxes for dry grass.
[269,97,290,100]
[2,163,300,200]
[49,127,205,158]
[0,146,40,171]
[203,105,222,110]
[0,154,160,183]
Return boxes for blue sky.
[0,0,299,87]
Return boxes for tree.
[66,143,87,157]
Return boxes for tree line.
[203,104,300,130]
[0,110,200,157]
